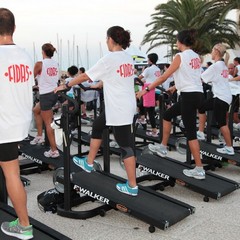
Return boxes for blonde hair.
[213,43,226,57]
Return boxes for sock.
[160,143,167,149]
[195,166,204,171]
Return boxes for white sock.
[195,166,204,171]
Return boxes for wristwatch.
[145,86,150,92]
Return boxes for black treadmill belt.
[137,154,239,199]
[72,171,193,229]
[19,139,64,168]
[0,202,71,240]
[200,141,240,164]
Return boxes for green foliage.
[142,0,240,58]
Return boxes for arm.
[230,75,240,82]
[136,55,180,98]
[54,72,91,93]
[34,61,42,78]
[90,80,103,89]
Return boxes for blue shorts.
[39,92,58,111]
[0,142,19,162]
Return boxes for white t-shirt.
[201,61,232,104]
[80,81,99,102]
[0,45,34,143]
[37,58,59,94]
[141,64,161,84]
[86,51,136,126]
[65,77,74,97]
[173,49,203,93]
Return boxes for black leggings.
[199,97,229,128]
[137,98,156,128]
[164,92,204,141]
[91,110,135,159]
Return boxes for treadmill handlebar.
[57,90,79,114]
[78,83,102,91]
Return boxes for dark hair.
[177,29,197,47]
[67,65,78,76]
[79,67,85,73]
[107,26,131,50]
[206,61,212,67]
[42,43,56,58]
[147,53,158,64]
[0,8,15,36]
[234,57,240,64]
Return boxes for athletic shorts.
[39,92,58,111]
[0,142,19,162]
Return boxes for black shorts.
[0,142,19,162]
[39,92,58,111]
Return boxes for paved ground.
[16,124,240,240]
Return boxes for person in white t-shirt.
[30,43,60,158]
[0,8,34,239]
[55,26,138,196]
[137,53,161,137]
[65,65,79,98]
[197,43,234,155]
[137,29,205,180]
[228,63,240,129]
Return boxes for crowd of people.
[1,6,240,240]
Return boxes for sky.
[2,0,169,71]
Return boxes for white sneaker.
[216,146,235,155]
[197,131,205,141]
[148,144,167,157]
[71,128,78,135]
[183,168,205,180]
[30,136,44,145]
[44,149,60,158]
[109,141,120,148]
[233,123,240,131]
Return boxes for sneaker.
[179,120,185,129]
[233,123,240,131]
[183,168,205,180]
[148,143,167,157]
[116,181,138,196]
[146,130,159,137]
[1,218,33,240]
[216,146,235,155]
[30,136,44,145]
[197,131,205,141]
[72,156,93,173]
[136,118,147,125]
[109,141,120,148]
[71,128,78,135]
[44,149,60,158]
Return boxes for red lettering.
[7,64,32,83]
[47,67,58,76]
[118,64,134,78]
[222,69,228,78]
[155,71,161,77]
[190,58,201,69]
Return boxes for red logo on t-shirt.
[189,58,201,69]
[155,71,161,77]
[47,67,58,76]
[5,64,32,83]
[117,64,134,77]
[221,69,228,78]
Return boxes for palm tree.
[142,0,240,58]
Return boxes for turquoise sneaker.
[1,218,33,239]
[72,156,93,173]
[116,181,138,196]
